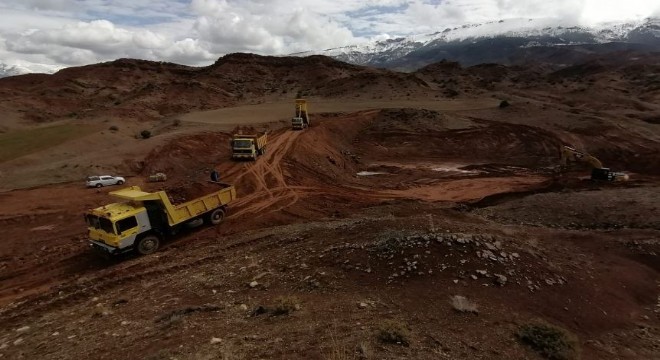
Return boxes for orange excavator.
[560,145,629,181]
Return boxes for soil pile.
[162,182,225,205]
[140,132,231,184]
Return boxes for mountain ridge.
[2,17,658,78]
[293,17,660,70]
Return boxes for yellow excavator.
[560,145,629,181]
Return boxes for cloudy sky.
[0,0,658,71]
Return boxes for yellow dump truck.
[86,183,237,255]
[231,132,267,160]
[291,98,310,130]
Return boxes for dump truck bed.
[110,183,237,226]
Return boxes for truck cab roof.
[90,202,144,221]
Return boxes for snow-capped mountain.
[293,17,660,70]
[0,62,62,78]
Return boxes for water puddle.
[356,171,388,176]
[431,165,481,174]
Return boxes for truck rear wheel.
[135,235,160,255]
[207,208,225,225]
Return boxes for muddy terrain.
[0,54,659,360]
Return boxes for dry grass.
[326,331,351,360]
[219,342,245,360]
[376,320,410,346]
[450,295,479,314]
[271,296,301,316]
[325,330,371,360]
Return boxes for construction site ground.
[0,96,659,360]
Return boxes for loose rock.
[16,326,30,333]
[494,274,507,286]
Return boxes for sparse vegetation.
[444,88,459,97]
[376,320,410,346]
[357,342,371,359]
[517,322,579,360]
[155,305,222,326]
[450,295,479,314]
[172,119,182,127]
[0,124,96,163]
[325,331,351,360]
[271,296,301,316]
[499,100,510,108]
[109,125,119,131]
[140,130,152,139]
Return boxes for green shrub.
[517,323,579,360]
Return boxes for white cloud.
[0,0,658,71]
[5,20,171,65]
[190,0,358,54]
[580,0,660,23]
[154,38,215,64]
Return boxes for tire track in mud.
[230,130,302,218]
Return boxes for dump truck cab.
[291,98,310,130]
[231,132,267,160]
[86,202,152,255]
[291,117,304,130]
[231,137,258,159]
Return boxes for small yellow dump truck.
[291,98,310,130]
[231,132,267,160]
[86,183,236,255]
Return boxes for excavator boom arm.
[560,146,603,168]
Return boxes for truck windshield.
[85,214,100,228]
[233,139,252,148]
[85,214,116,234]
[99,218,115,234]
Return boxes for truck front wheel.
[207,208,225,225]
[135,235,160,255]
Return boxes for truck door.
[116,216,139,248]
